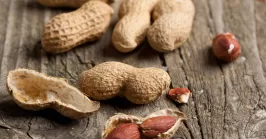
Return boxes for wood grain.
[0,0,265,138]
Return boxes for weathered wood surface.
[0,0,266,138]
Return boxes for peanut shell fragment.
[7,69,100,119]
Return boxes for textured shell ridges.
[78,62,171,104]
[147,0,195,52]
[112,0,159,53]
[42,0,114,53]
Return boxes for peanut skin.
[106,123,141,139]
[78,62,171,104]
[36,0,111,8]
[147,0,195,52]
[42,0,114,53]
[112,0,159,53]
[140,116,176,138]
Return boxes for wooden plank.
[222,0,266,138]
[252,1,266,139]
[0,0,265,138]
[164,0,225,138]
[0,0,191,138]
[164,0,266,139]
[255,1,266,77]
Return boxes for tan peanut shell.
[36,0,111,8]
[147,0,195,52]
[7,69,100,119]
[78,62,171,104]
[42,0,114,53]
[112,0,159,53]
[101,109,186,139]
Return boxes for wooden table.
[0,0,266,138]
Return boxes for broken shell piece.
[168,88,192,103]
[142,109,186,139]
[102,109,186,139]
[7,69,100,119]
[101,113,143,139]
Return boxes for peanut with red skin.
[102,109,186,139]
[212,33,241,62]
[168,88,191,103]
[140,116,176,138]
[106,123,141,139]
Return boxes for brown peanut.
[42,0,114,53]
[112,0,159,53]
[78,62,171,104]
[147,0,195,52]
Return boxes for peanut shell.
[42,0,114,53]
[7,69,100,119]
[78,62,171,104]
[101,109,186,139]
[112,0,159,53]
[147,0,195,52]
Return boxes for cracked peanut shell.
[101,109,186,139]
[7,69,100,119]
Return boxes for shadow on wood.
[0,100,76,124]
[26,0,74,11]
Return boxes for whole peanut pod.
[36,0,111,8]
[78,62,171,104]
[112,0,159,53]
[42,0,114,53]
[147,0,195,52]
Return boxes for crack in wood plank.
[26,117,33,139]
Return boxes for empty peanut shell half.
[101,109,186,139]
[7,69,100,119]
